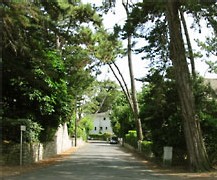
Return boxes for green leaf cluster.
[2,118,43,143]
[125,130,138,149]
[77,115,94,140]
[110,92,134,138]
[139,69,186,160]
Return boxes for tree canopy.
[2,1,121,142]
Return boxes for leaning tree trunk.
[122,0,143,141]
[179,9,196,79]
[127,34,143,141]
[166,1,211,172]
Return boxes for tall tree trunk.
[127,34,143,141]
[166,1,211,172]
[123,0,143,141]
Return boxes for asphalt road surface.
[5,140,183,180]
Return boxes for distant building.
[89,111,113,135]
[204,78,217,94]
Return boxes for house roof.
[204,78,217,93]
[90,111,111,118]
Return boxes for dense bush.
[102,133,112,140]
[125,130,138,148]
[89,134,103,140]
[139,74,217,166]
[194,77,217,165]
[141,141,153,157]
[89,133,112,140]
[110,92,135,138]
[2,118,43,143]
[139,71,187,160]
[3,2,115,144]
[200,108,217,165]
[76,116,94,141]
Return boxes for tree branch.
[112,61,131,101]
[108,63,134,112]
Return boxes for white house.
[89,111,114,135]
[204,78,217,94]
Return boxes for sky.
[83,0,217,91]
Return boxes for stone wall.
[2,123,75,165]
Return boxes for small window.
[103,117,106,120]
[100,127,103,130]
[105,127,108,130]
[95,127,97,131]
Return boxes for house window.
[100,127,103,130]
[95,127,97,131]
[103,117,106,120]
[105,127,108,130]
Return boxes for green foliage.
[139,69,186,158]
[102,132,112,140]
[93,28,123,63]
[2,118,43,143]
[193,77,217,164]
[89,134,104,140]
[67,114,76,137]
[93,80,119,113]
[125,130,138,149]
[3,2,71,141]
[77,127,86,140]
[3,2,121,143]
[197,36,217,74]
[88,133,111,140]
[139,71,217,164]
[77,115,94,140]
[67,115,94,141]
[110,92,135,138]
[80,80,119,114]
[200,106,217,164]
[141,141,153,157]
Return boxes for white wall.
[55,123,73,154]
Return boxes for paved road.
[5,141,182,180]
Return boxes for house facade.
[89,111,114,135]
[204,78,217,94]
